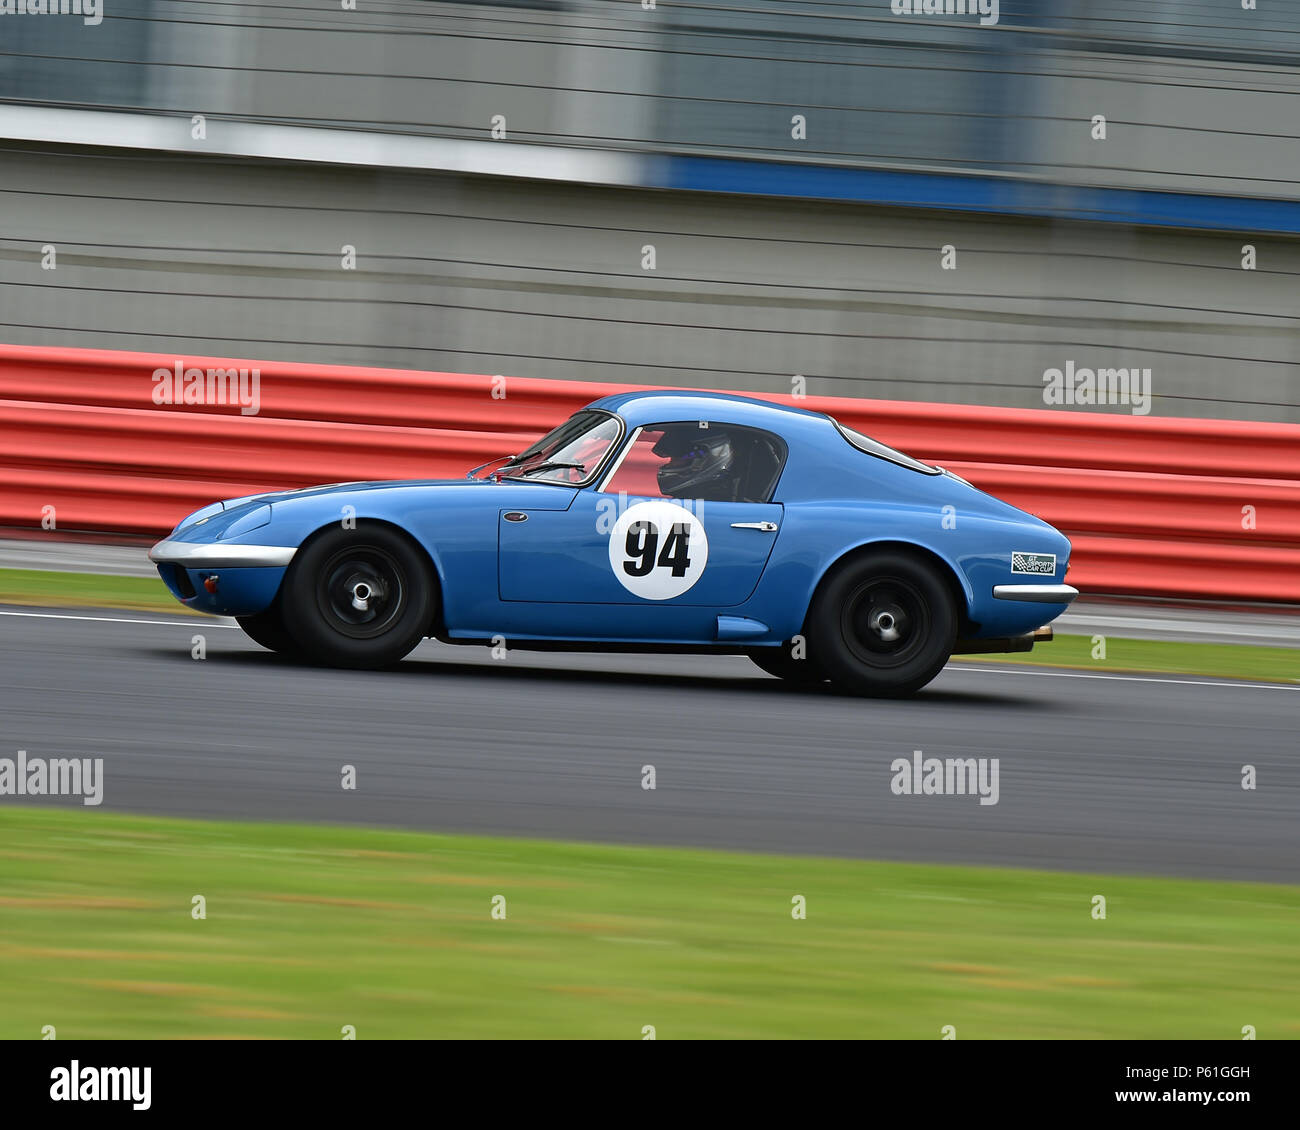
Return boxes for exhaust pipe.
[953,625,1054,655]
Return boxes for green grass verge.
[1,808,1296,1039]
[0,567,197,615]
[952,633,1298,683]
[1,567,1294,681]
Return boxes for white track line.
[951,664,1297,692]
[0,609,237,628]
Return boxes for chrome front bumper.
[149,540,297,568]
[992,583,1079,603]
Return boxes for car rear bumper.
[992,583,1079,604]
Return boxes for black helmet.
[654,428,735,497]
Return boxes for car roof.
[584,389,832,434]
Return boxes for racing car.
[150,390,1078,696]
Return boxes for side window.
[603,428,672,498]
[604,422,786,504]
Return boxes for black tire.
[806,550,957,697]
[748,642,828,685]
[280,523,436,669]
[237,602,299,656]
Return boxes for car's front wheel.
[236,601,299,656]
[806,550,957,697]
[281,524,436,669]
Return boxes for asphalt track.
[2,605,1297,883]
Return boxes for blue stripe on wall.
[653,156,1300,235]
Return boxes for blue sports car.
[150,390,1078,696]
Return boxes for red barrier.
[3,344,1299,601]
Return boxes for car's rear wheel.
[807,550,957,697]
[281,524,435,669]
[748,642,828,685]
[236,601,299,656]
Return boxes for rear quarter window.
[831,419,941,475]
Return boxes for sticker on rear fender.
[1011,551,1056,575]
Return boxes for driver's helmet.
[653,428,735,497]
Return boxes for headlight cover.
[221,504,272,540]
[174,502,225,533]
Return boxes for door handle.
[731,521,778,532]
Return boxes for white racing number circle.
[608,500,709,600]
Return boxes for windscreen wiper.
[504,461,586,478]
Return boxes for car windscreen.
[831,418,941,475]
[500,410,622,485]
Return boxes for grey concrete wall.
[1,145,1296,421]
[1,0,1297,198]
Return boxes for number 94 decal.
[607,500,709,600]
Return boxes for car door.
[499,494,781,607]
[497,420,786,620]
